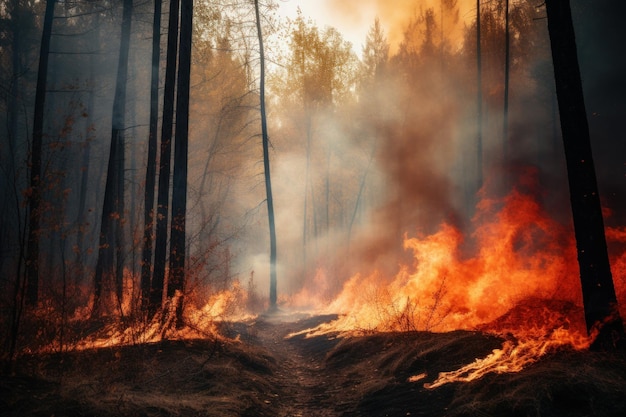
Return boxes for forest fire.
[422,327,591,388]
[296,185,581,332]
[286,179,626,382]
[2,0,626,415]
[28,283,252,354]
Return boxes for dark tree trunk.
[6,0,21,194]
[75,127,91,279]
[476,0,483,190]
[168,0,193,326]
[141,0,163,311]
[255,0,278,309]
[26,0,57,306]
[502,0,510,163]
[5,0,28,371]
[545,0,624,349]
[93,128,118,314]
[75,10,99,282]
[93,0,133,314]
[151,0,180,316]
[302,116,312,281]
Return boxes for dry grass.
[2,315,626,417]
[323,331,626,417]
[2,338,278,417]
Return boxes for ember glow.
[294,183,583,334]
[3,2,624,406]
[423,327,592,388]
[39,284,251,353]
[284,176,626,381]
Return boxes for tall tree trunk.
[93,139,117,313]
[502,0,510,165]
[347,142,376,248]
[5,0,28,370]
[6,0,21,199]
[93,0,133,315]
[2,0,22,267]
[75,128,91,280]
[128,61,138,281]
[26,0,57,306]
[545,0,624,349]
[75,10,99,282]
[151,0,180,315]
[168,0,193,326]
[254,0,278,309]
[325,145,331,235]
[476,0,483,190]
[141,0,162,311]
[302,116,312,281]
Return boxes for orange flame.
[422,327,591,389]
[298,188,582,338]
[288,185,626,381]
[40,282,252,354]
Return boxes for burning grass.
[298,188,586,336]
[282,184,625,387]
[2,313,626,416]
[3,179,626,415]
[308,322,626,417]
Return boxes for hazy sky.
[276,0,475,55]
[276,0,376,54]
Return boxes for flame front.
[288,184,626,383]
[301,188,583,336]
[423,327,591,389]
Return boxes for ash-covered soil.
[2,312,626,416]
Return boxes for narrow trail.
[250,313,348,417]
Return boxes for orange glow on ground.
[285,183,626,383]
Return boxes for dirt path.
[6,313,613,417]
[250,313,348,417]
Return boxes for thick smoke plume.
[270,0,626,326]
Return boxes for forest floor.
[2,311,626,416]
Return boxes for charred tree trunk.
[5,0,21,205]
[93,0,133,315]
[476,0,483,190]
[151,0,180,316]
[502,0,510,164]
[255,0,278,309]
[302,116,312,281]
[167,0,193,326]
[545,0,624,349]
[26,0,57,306]
[5,0,28,370]
[141,0,162,311]
[75,129,91,279]
[93,141,117,314]
[75,10,99,282]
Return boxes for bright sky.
[275,0,378,56]
[276,0,476,56]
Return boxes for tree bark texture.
[545,0,624,349]
[26,0,57,306]
[476,0,483,190]
[151,0,180,315]
[141,0,162,311]
[168,0,193,326]
[93,0,133,314]
[502,0,510,163]
[255,0,278,308]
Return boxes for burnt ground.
[2,312,626,416]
